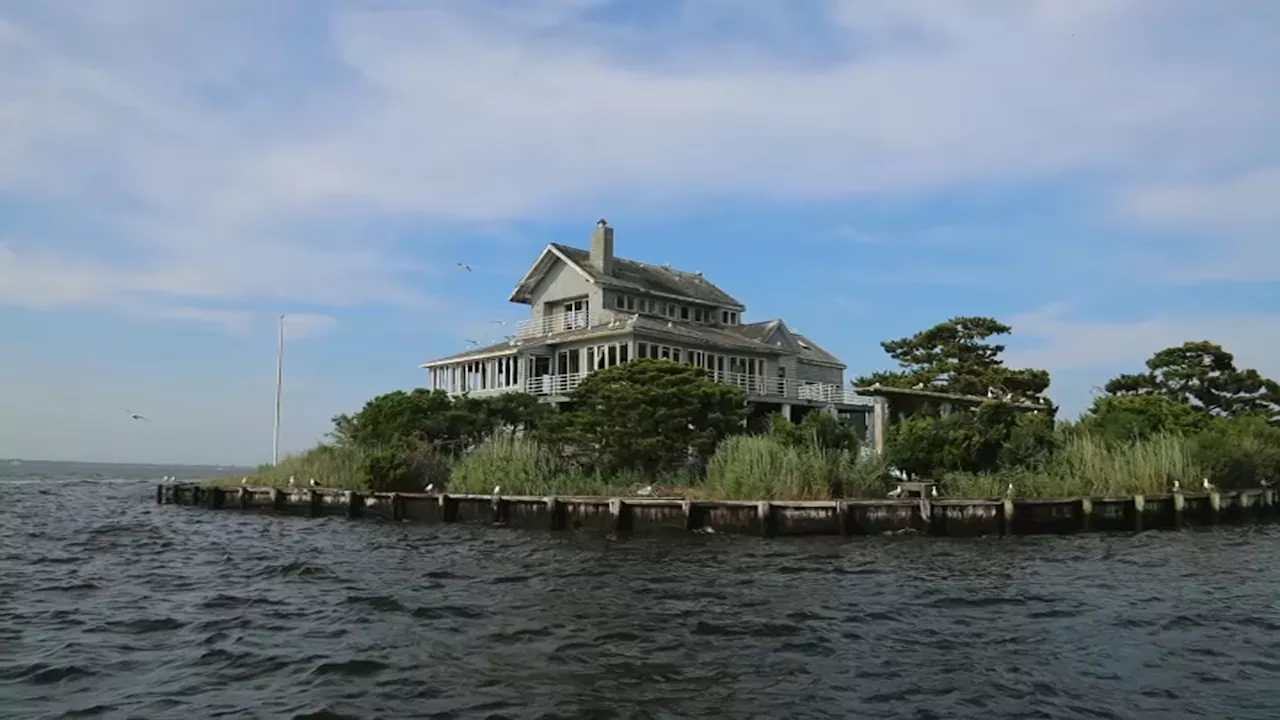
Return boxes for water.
[4,461,1280,719]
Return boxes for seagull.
[490,320,506,325]
[288,475,296,488]
[1005,483,1015,499]
[912,382,925,390]
[1262,479,1272,489]
[887,484,904,499]
[987,387,1000,399]
[492,485,501,496]
[122,407,149,421]
[424,483,434,493]
[457,262,471,271]
[1172,480,1181,493]
[636,485,654,497]
[309,478,319,488]
[465,339,480,347]
[930,485,939,498]
[1202,478,1215,492]
[240,477,248,486]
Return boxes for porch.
[427,363,875,408]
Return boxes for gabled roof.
[508,242,745,310]
[792,332,845,368]
[729,320,845,368]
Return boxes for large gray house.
[421,220,879,431]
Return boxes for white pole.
[272,313,285,466]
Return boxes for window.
[663,303,675,317]
[694,308,704,322]
[637,342,649,358]
[614,294,625,309]
[672,348,682,363]
[619,344,629,363]
[680,306,690,321]
[721,310,730,324]
[660,346,671,360]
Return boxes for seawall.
[159,484,1278,537]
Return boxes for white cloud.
[0,0,1277,321]
[1005,305,1280,379]
[283,313,339,341]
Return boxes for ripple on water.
[7,474,1280,719]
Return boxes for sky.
[1,0,1277,465]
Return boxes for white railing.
[443,368,874,406]
[513,310,603,339]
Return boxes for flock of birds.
[883,477,1228,500]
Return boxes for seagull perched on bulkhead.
[1202,477,1215,492]
[887,484,904,499]
[1172,480,1181,493]
[492,485,501,496]
[309,478,319,488]
[1005,483,1015,499]
[288,475,296,488]
[636,485,654,497]
[930,485,939,499]
[424,483,434,493]
[241,477,248,486]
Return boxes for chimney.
[589,218,614,276]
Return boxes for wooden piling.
[346,491,362,519]
[1079,498,1092,532]
[609,498,633,533]
[681,500,697,531]
[1132,494,1145,531]
[390,493,404,521]
[835,500,850,536]
[156,484,163,505]
[546,497,564,530]
[308,489,321,517]
[271,488,285,512]
[1210,491,1222,524]
[757,501,775,537]
[238,487,250,509]
[1000,499,1015,536]
[440,494,457,523]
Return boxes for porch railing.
[445,368,874,406]
[513,309,604,339]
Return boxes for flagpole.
[272,313,286,466]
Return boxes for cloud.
[283,313,339,341]
[0,0,1278,324]
[1004,305,1280,378]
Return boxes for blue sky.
[1,0,1277,465]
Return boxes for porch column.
[781,403,792,422]
[872,396,889,455]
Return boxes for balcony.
[451,369,875,407]
[513,309,605,339]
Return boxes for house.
[421,219,876,429]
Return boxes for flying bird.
[457,262,472,272]
[121,407,149,421]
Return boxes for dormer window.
[680,306,690,321]
[694,308,704,322]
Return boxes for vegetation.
[214,320,1278,500]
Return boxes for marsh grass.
[943,432,1203,498]
[703,434,887,500]
[208,443,370,490]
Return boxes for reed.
[209,443,370,490]
[943,432,1204,498]
[703,434,887,500]
[448,434,634,496]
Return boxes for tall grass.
[944,432,1204,498]
[449,434,636,496]
[209,443,369,489]
[703,434,887,500]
